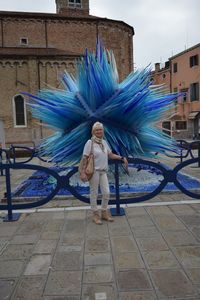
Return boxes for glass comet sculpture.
[24,42,182,166]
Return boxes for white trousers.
[89,170,110,212]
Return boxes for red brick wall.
[0,13,134,146]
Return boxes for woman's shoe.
[93,211,103,225]
[102,210,114,222]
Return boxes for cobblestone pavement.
[0,202,200,300]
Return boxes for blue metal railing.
[166,140,200,164]
[0,154,200,221]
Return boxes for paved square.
[0,201,200,299]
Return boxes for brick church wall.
[0,8,134,147]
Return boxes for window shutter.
[190,56,193,67]
[190,84,194,101]
[196,82,199,100]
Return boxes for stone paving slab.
[111,235,138,252]
[44,270,82,296]
[133,225,161,238]
[136,235,169,251]
[0,260,25,278]
[162,230,199,247]
[85,238,110,253]
[84,252,112,266]
[0,202,199,299]
[185,268,200,285]
[0,244,33,260]
[83,265,114,284]
[119,291,157,300]
[52,251,83,271]
[0,224,19,237]
[143,250,180,269]
[24,254,52,275]
[10,233,40,245]
[114,251,145,269]
[0,278,16,300]
[82,284,117,300]
[152,215,187,231]
[33,239,57,254]
[150,269,198,298]
[11,275,47,300]
[173,246,200,268]
[117,269,152,291]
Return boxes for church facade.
[0,0,134,147]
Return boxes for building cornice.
[0,47,82,59]
[0,11,134,35]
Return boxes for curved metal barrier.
[0,156,200,221]
[0,145,49,167]
[166,140,200,164]
[9,145,49,164]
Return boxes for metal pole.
[115,161,120,214]
[0,151,3,176]
[110,161,125,216]
[3,166,20,222]
[5,167,13,220]
[180,140,183,163]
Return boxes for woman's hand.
[122,157,128,168]
[108,152,129,169]
[80,172,88,182]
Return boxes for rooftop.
[169,43,200,60]
[0,10,134,34]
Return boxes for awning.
[188,112,200,120]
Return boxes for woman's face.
[94,128,104,138]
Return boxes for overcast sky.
[0,0,199,69]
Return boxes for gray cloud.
[0,0,199,69]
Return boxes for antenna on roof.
[185,22,189,50]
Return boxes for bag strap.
[90,140,94,155]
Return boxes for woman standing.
[80,122,128,225]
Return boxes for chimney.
[155,63,160,72]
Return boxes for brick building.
[151,43,200,139]
[0,0,134,147]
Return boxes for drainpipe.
[96,20,99,41]
[45,20,48,48]
[1,19,4,47]
[169,59,172,93]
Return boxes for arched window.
[13,95,27,127]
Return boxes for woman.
[80,122,128,225]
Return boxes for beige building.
[151,43,200,139]
[0,0,134,148]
